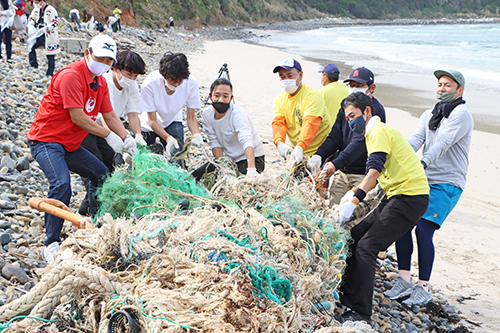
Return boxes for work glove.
[246,168,258,178]
[307,154,322,171]
[165,135,179,160]
[277,142,292,158]
[339,190,355,205]
[105,131,124,154]
[335,201,357,224]
[191,133,203,147]
[123,135,136,156]
[134,133,147,146]
[290,146,304,164]
[123,152,133,165]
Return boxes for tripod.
[203,63,232,106]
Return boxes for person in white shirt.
[79,50,146,215]
[139,52,203,162]
[192,78,265,180]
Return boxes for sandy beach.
[189,40,500,332]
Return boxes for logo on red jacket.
[85,97,96,113]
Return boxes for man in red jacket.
[27,34,136,263]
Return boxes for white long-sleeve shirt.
[408,104,473,190]
[202,103,264,162]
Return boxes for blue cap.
[319,63,339,75]
[273,58,302,73]
[344,67,374,85]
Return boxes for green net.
[97,147,211,218]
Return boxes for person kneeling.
[192,78,265,180]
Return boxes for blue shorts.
[422,183,462,228]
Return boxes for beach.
[189,40,500,332]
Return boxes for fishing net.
[0,148,374,333]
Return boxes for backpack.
[14,0,26,16]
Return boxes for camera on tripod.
[218,63,230,81]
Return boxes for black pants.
[78,133,115,215]
[340,194,429,316]
[70,12,81,30]
[192,155,265,181]
[29,34,55,76]
[0,28,12,60]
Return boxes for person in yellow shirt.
[112,5,121,31]
[272,58,331,164]
[334,92,429,324]
[318,63,348,122]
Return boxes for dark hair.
[326,73,339,83]
[114,4,118,7]
[210,78,232,94]
[114,51,146,75]
[341,92,374,114]
[159,52,189,81]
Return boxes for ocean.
[250,23,500,134]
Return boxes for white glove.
[191,133,203,147]
[340,190,355,205]
[290,146,304,164]
[307,154,322,171]
[123,152,133,165]
[123,135,136,156]
[277,142,292,158]
[335,201,357,223]
[105,131,124,154]
[135,133,147,146]
[246,168,258,178]
[165,135,179,159]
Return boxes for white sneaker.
[44,242,60,264]
[384,276,414,299]
[402,285,432,306]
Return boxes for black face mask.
[212,102,230,114]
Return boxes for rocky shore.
[0,25,476,332]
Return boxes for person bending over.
[192,78,265,180]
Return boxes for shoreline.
[189,39,500,332]
[240,27,500,136]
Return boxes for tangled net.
[0,148,379,333]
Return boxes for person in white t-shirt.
[192,78,265,180]
[79,50,146,216]
[139,52,202,161]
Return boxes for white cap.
[88,35,117,61]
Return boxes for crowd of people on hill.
[2,3,474,326]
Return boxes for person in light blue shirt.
[384,69,473,307]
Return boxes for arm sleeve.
[186,79,202,109]
[296,115,321,150]
[124,84,141,114]
[99,80,113,114]
[315,110,343,161]
[420,110,473,168]
[407,111,428,152]
[234,110,255,150]
[45,7,58,33]
[202,108,222,149]
[272,96,287,145]
[140,84,156,113]
[366,152,387,173]
[58,70,84,109]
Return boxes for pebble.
[1,264,31,284]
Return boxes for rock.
[15,155,30,172]
[0,220,10,229]
[0,166,8,174]
[0,233,11,245]
[0,156,15,170]
[411,305,420,313]
[0,200,15,210]
[0,257,5,270]
[1,264,31,284]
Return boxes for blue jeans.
[142,121,185,166]
[29,141,109,246]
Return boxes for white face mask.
[281,79,298,94]
[165,80,182,92]
[86,55,111,77]
[118,72,135,89]
[33,3,41,9]
[348,86,368,95]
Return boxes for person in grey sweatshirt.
[384,69,473,306]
